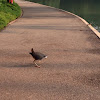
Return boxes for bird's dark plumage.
[29,48,47,60]
[29,48,47,67]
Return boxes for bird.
[29,48,47,68]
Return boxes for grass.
[0,0,21,30]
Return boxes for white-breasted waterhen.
[29,48,47,68]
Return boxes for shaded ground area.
[0,0,100,99]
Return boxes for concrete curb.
[8,8,24,25]
[65,10,100,38]
[29,1,100,38]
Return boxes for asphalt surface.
[0,0,100,99]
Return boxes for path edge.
[27,1,100,38]
[0,4,24,32]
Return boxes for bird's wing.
[35,52,46,58]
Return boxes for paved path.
[0,0,100,99]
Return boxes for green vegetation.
[0,0,21,30]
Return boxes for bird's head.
[29,48,34,55]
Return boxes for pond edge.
[31,2,100,38]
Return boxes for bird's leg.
[33,60,40,68]
[34,62,40,68]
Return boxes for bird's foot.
[33,61,40,68]
[35,65,40,68]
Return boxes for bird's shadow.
[1,62,35,68]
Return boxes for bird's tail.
[45,56,48,59]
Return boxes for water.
[27,0,100,32]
